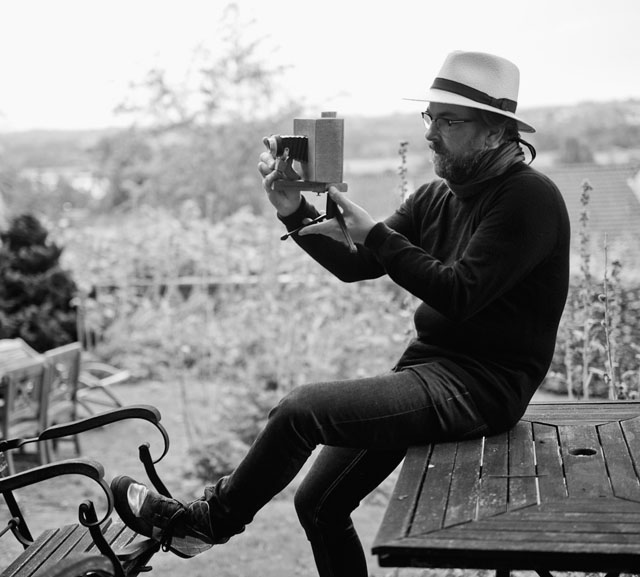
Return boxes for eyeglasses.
[421,111,475,133]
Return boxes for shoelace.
[159,505,188,552]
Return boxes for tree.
[93,3,302,219]
[0,214,78,351]
[558,137,595,164]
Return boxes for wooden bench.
[1,405,173,577]
[373,400,640,577]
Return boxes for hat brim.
[406,88,535,133]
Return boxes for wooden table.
[373,401,640,577]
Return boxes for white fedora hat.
[413,51,535,133]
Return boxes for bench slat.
[1,525,77,577]
[1,521,153,577]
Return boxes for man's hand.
[299,187,376,246]
[258,151,303,217]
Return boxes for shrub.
[0,214,78,351]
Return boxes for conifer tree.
[0,214,78,351]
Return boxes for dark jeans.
[206,362,489,577]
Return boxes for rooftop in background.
[544,163,640,240]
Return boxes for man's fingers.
[263,171,278,188]
[298,219,340,239]
[259,151,275,165]
[328,187,354,211]
[258,152,276,175]
[258,161,273,177]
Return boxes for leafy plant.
[550,181,640,399]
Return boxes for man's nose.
[425,124,439,142]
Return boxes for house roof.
[544,163,640,238]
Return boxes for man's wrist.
[278,196,314,229]
[276,197,303,218]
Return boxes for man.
[111,51,570,577]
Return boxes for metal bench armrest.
[1,404,170,465]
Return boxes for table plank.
[524,401,640,425]
[477,431,508,518]
[532,422,567,501]
[376,533,640,573]
[443,438,483,527]
[410,443,454,535]
[621,416,640,482]
[599,418,640,501]
[506,421,537,511]
[375,444,431,545]
[558,424,612,497]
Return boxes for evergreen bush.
[0,214,78,352]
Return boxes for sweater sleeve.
[364,172,567,321]
[278,195,391,282]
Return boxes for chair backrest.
[1,358,49,440]
[43,342,82,424]
[0,338,42,372]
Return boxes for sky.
[0,0,638,131]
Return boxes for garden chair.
[0,358,49,475]
[74,295,130,414]
[77,359,129,415]
[0,339,42,372]
[43,342,83,460]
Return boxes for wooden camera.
[262,111,348,193]
[263,111,355,252]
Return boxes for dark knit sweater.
[280,162,570,432]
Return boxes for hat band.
[431,77,518,113]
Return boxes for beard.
[431,144,485,184]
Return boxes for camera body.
[263,111,345,190]
[268,112,355,251]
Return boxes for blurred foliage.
[0,214,78,351]
[57,207,413,384]
[53,196,640,479]
[0,166,92,226]
[547,181,640,399]
[57,206,415,479]
[89,4,302,221]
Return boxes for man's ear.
[485,123,507,149]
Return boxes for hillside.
[344,98,640,161]
[1,99,639,171]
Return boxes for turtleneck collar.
[446,140,525,199]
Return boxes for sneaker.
[111,475,227,558]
